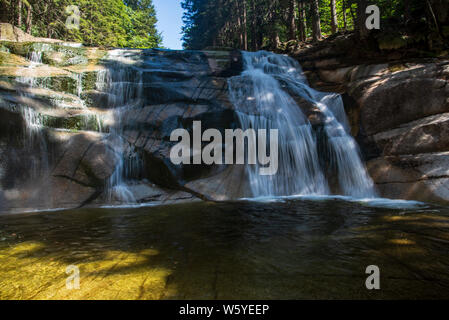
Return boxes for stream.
[1,198,449,299]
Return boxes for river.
[1,197,448,299]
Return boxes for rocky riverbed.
[1,25,448,213]
[292,33,449,204]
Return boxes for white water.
[96,49,144,109]
[74,72,83,98]
[96,50,144,203]
[19,106,49,180]
[26,44,51,68]
[16,58,49,180]
[228,51,376,198]
[240,194,428,210]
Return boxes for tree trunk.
[256,12,263,50]
[404,0,411,24]
[426,0,440,33]
[243,0,248,51]
[297,0,307,41]
[237,1,243,49]
[357,0,369,39]
[0,1,9,22]
[250,0,257,51]
[17,0,23,27]
[310,0,321,42]
[269,1,279,49]
[288,0,297,40]
[25,4,32,34]
[330,0,338,33]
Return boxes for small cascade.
[74,73,83,98]
[228,51,376,198]
[106,144,143,203]
[313,93,376,197]
[19,106,49,181]
[96,49,144,203]
[15,60,49,181]
[16,75,36,88]
[26,44,51,68]
[28,51,42,65]
[96,49,144,109]
[21,106,42,135]
[16,45,49,86]
[13,44,103,192]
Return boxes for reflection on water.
[1,199,449,299]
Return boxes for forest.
[0,0,162,48]
[182,0,449,51]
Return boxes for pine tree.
[0,0,162,48]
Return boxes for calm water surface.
[1,197,449,299]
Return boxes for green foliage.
[181,0,448,50]
[181,0,358,50]
[1,0,162,48]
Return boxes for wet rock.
[0,23,67,43]
[367,152,449,204]
[51,131,121,187]
[0,46,247,212]
[370,113,449,156]
[3,36,447,209]
[42,49,88,67]
[357,75,449,136]
[298,37,449,204]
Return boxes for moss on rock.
[42,45,88,67]
[378,34,408,51]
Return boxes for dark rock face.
[352,66,449,136]
[99,49,248,201]
[296,37,449,204]
[2,38,448,210]
[369,113,449,156]
[367,153,449,204]
[351,64,449,205]
[0,46,250,212]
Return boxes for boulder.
[0,23,63,43]
[297,38,449,204]
[367,153,449,204]
[0,46,245,212]
[358,77,449,136]
[370,113,449,156]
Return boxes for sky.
[153,0,184,50]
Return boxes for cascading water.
[15,49,50,181]
[26,43,51,68]
[96,49,144,203]
[74,72,83,98]
[228,51,376,198]
[20,106,49,180]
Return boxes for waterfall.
[96,49,144,203]
[26,43,51,68]
[20,106,49,180]
[228,51,376,198]
[28,51,42,66]
[74,72,83,98]
[16,56,49,181]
